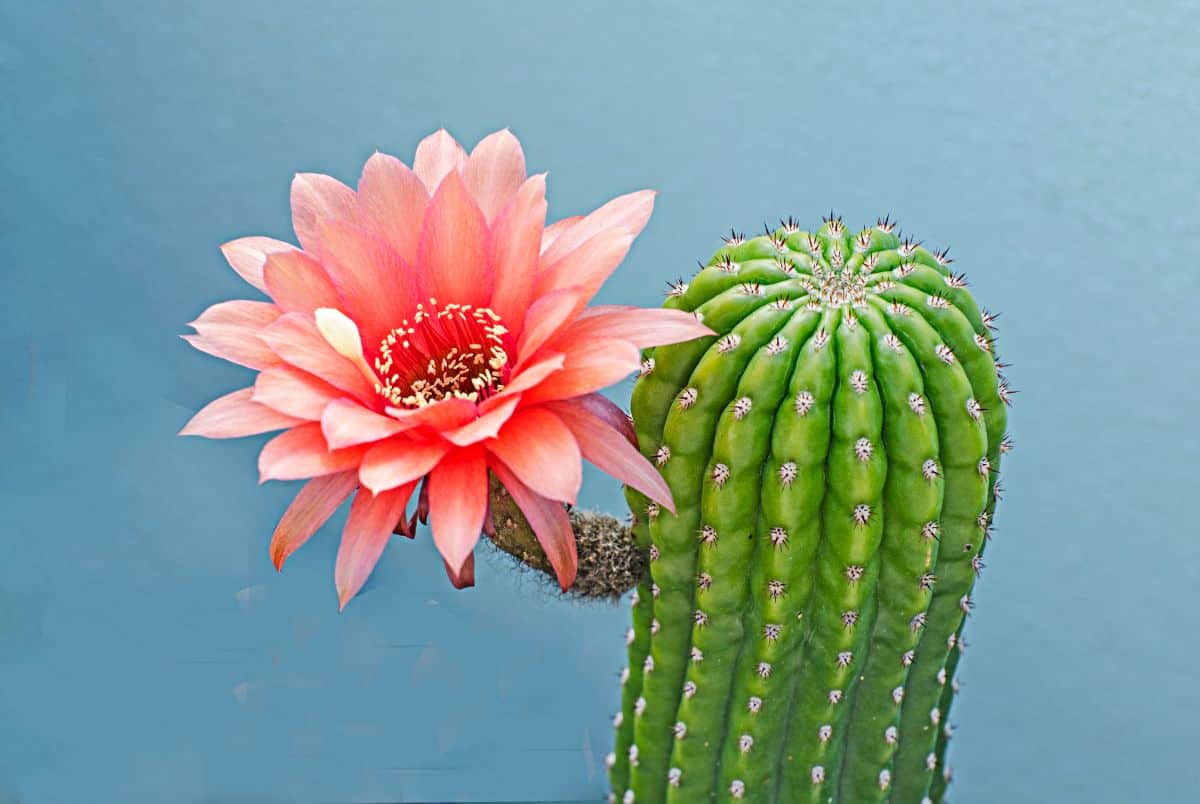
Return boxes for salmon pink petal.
[322,398,410,450]
[183,333,279,372]
[520,338,641,405]
[427,445,488,575]
[260,313,375,403]
[317,220,417,348]
[443,394,522,447]
[220,237,296,293]
[443,552,475,589]
[180,387,304,438]
[546,398,674,511]
[335,484,416,609]
[540,215,582,255]
[190,299,281,331]
[412,129,468,193]
[516,288,588,365]
[534,228,634,303]
[291,173,358,254]
[359,437,452,494]
[270,470,358,570]
[384,397,478,433]
[487,408,581,504]
[258,422,370,482]
[488,174,547,330]
[553,305,714,350]
[539,190,655,266]
[490,461,577,590]
[415,171,492,309]
[357,151,429,265]
[567,392,636,445]
[262,249,341,314]
[185,301,282,370]
[491,352,564,401]
[462,129,527,223]
[253,367,342,420]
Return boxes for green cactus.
[606,215,1009,803]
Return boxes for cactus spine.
[607,216,1008,803]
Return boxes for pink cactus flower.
[180,128,710,608]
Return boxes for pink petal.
[317,220,417,349]
[498,352,565,396]
[253,367,342,420]
[540,215,582,255]
[415,171,492,309]
[335,484,416,609]
[486,407,581,504]
[442,393,522,447]
[520,338,641,405]
[185,301,282,370]
[220,236,296,294]
[546,398,674,511]
[183,333,281,372]
[179,387,304,438]
[290,173,358,254]
[412,129,468,193]
[488,175,547,332]
[358,437,452,494]
[384,397,478,433]
[443,552,476,589]
[552,306,714,350]
[539,190,655,266]
[357,151,430,266]
[260,313,376,403]
[321,398,409,450]
[534,228,634,303]
[426,445,488,575]
[462,129,527,223]
[516,288,588,366]
[262,249,341,314]
[189,299,281,331]
[489,461,577,590]
[269,470,358,570]
[567,392,636,445]
[259,422,370,482]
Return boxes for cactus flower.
[180,128,711,607]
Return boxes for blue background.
[3,2,1196,802]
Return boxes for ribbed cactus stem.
[607,216,1008,803]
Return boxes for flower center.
[375,300,511,408]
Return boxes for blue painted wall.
[2,1,1196,801]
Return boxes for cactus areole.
[608,216,1009,803]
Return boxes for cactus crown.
[609,216,1008,803]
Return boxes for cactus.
[606,215,1009,803]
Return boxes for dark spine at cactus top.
[607,216,1009,804]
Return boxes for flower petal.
[185,300,283,370]
[462,129,526,223]
[426,445,488,575]
[253,367,342,420]
[321,398,411,450]
[546,398,674,511]
[415,170,492,309]
[335,484,416,610]
[486,407,581,505]
[443,552,475,589]
[516,287,589,365]
[220,236,296,294]
[496,352,565,398]
[179,387,304,438]
[520,338,641,405]
[260,313,376,402]
[539,190,654,266]
[269,470,358,570]
[317,220,417,349]
[534,228,634,304]
[565,392,636,445]
[540,215,582,255]
[291,173,359,254]
[488,174,547,331]
[552,306,714,350]
[412,129,468,193]
[357,151,429,266]
[359,437,452,494]
[490,461,577,590]
[384,397,478,433]
[262,249,341,314]
[189,299,281,331]
[442,393,522,447]
[259,422,370,482]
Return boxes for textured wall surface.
[2,2,1197,802]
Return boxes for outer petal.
[462,129,526,223]
[426,445,488,575]
[260,313,376,402]
[443,552,475,589]
[486,408,581,505]
[259,422,370,482]
[493,352,565,398]
[321,398,408,450]
[546,397,674,511]
[540,215,582,255]
[488,174,547,332]
[179,387,304,438]
[489,461,577,590]
[566,392,636,445]
[189,299,281,331]
[317,220,417,349]
[516,288,588,365]
[357,151,429,265]
[551,306,714,350]
[220,236,296,293]
[412,129,468,193]
[359,436,452,494]
[538,190,654,267]
[185,300,282,370]
[335,484,416,609]
[291,173,358,254]
[520,338,641,405]
[415,171,492,309]
[253,367,342,420]
[530,229,633,321]
[262,249,341,314]
[442,394,522,447]
[269,470,358,570]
